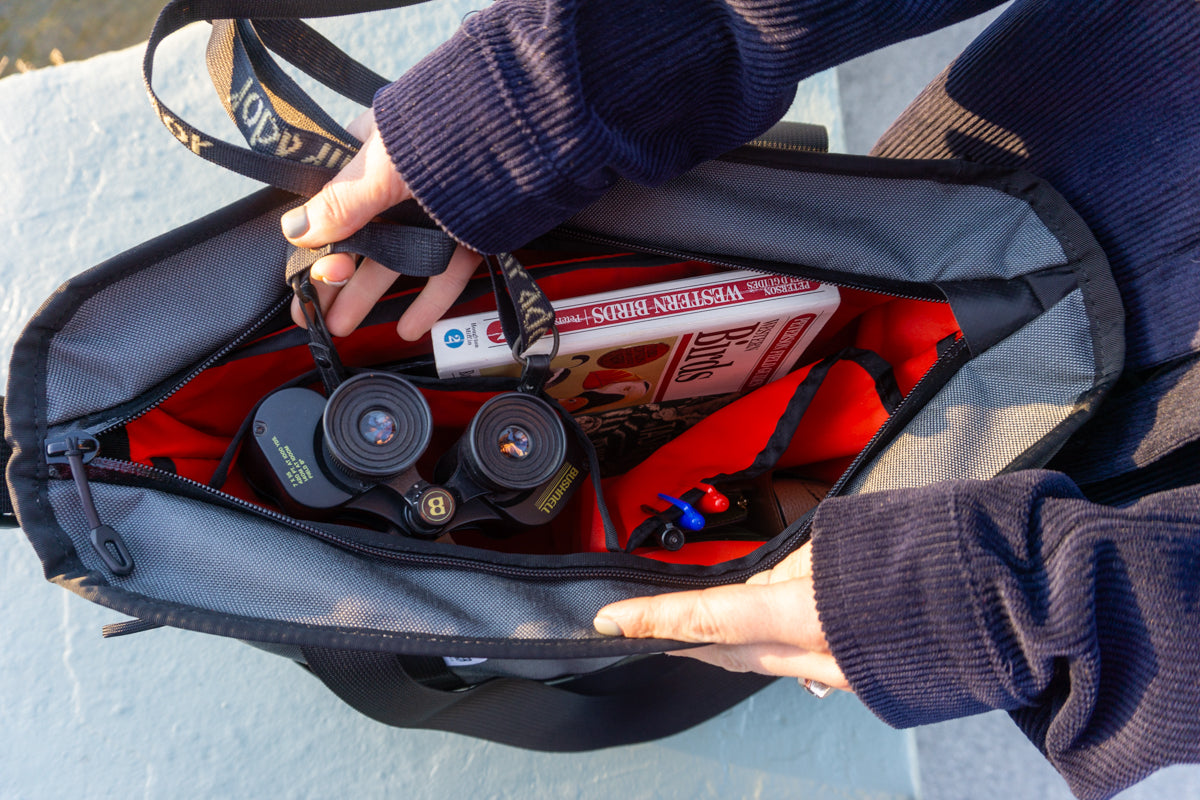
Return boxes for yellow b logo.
[419,488,455,524]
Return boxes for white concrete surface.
[1,6,911,800]
[836,5,1008,154]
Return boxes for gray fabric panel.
[848,290,1095,494]
[46,210,288,425]
[570,161,1066,283]
[48,481,654,640]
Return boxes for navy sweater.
[373,1,1200,797]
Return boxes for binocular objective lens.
[497,425,532,460]
[359,409,397,446]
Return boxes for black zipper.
[46,433,135,576]
[76,455,769,587]
[826,337,970,498]
[47,242,961,586]
[745,139,826,155]
[85,295,293,438]
[556,228,948,304]
[51,333,966,589]
[715,336,969,556]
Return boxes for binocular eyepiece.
[324,373,432,481]
[241,373,587,539]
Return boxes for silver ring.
[800,678,833,698]
[512,325,560,365]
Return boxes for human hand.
[593,542,850,691]
[282,108,482,340]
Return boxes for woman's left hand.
[593,542,850,691]
[284,108,480,341]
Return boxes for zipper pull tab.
[46,433,134,576]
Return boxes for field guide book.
[431,270,840,414]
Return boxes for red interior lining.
[123,260,959,565]
[595,296,959,562]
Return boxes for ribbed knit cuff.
[373,16,604,255]
[811,485,1020,727]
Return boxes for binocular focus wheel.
[464,393,567,491]
[324,373,432,480]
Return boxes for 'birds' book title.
[432,269,840,414]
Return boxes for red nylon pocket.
[854,297,960,392]
[588,355,893,556]
[120,258,960,566]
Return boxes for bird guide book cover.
[432,270,840,415]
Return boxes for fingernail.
[593,616,624,637]
[281,207,309,239]
[313,274,349,287]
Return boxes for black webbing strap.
[144,0,434,195]
[206,17,392,159]
[153,0,459,278]
[288,269,349,393]
[302,646,774,751]
[281,225,456,280]
[207,19,360,170]
[254,18,389,107]
[485,253,557,360]
[718,346,904,481]
[1,397,16,528]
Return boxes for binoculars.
[241,372,587,539]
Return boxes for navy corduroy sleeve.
[811,470,1200,800]
[371,0,1004,253]
[369,1,1200,797]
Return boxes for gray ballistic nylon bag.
[0,0,1122,750]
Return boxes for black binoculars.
[241,372,587,539]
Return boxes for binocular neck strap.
[486,253,557,393]
[288,269,347,394]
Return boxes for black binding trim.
[937,263,1079,358]
[1,396,16,528]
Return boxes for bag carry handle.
[302,646,774,751]
[229,17,389,110]
[145,0,469,285]
[208,16,832,178]
[204,11,561,358]
[148,0,560,355]
[144,0,432,195]
[151,0,830,187]
[206,19,360,173]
